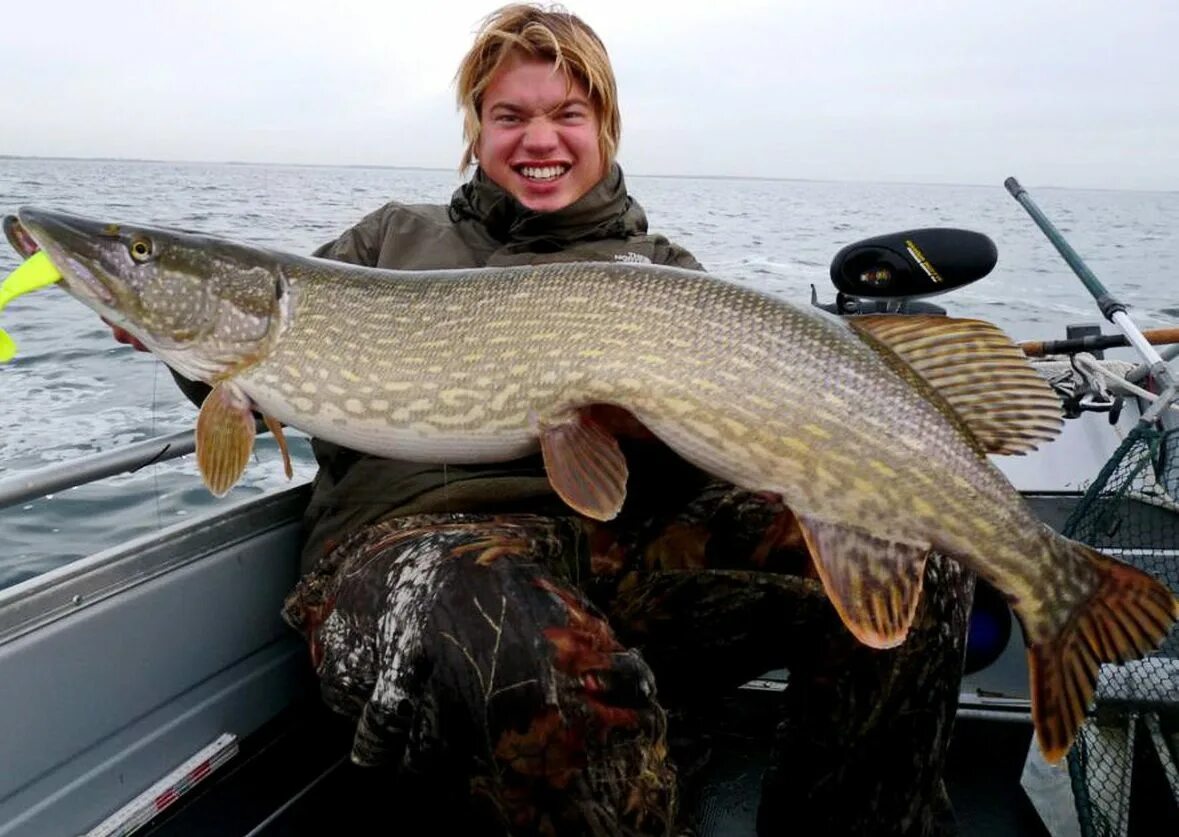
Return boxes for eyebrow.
[487,97,591,114]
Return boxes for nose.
[521,116,559,153]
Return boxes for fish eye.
[129,237,153,263]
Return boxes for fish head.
[15,207,288,381]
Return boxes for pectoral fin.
[196,383,256,497]
[539,409,628,521]
[797,515,930,649]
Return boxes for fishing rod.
[1005,177,1179,423]
[1020,327,1179,359]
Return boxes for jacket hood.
[448,163,649,251]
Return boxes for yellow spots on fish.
[852,476,878,496]
[461,353,483,364]
[659,396,696,417]
[344,399,366,415]
[578,348,605,359]
[741,442,775,473]
[317,368,329,380]
[429,404,489,427]
[439,388,487,408]
[970,517,997,537]
[686,377,721,395]
[684,418,722,441]
[869,460,898,480]
[911,496,937,519]
[408,398,433,412]
[747,393,776,411]
[284,365,302,379]
[382,381,414,392]
[822,391,848,410]
[292,397,314,412]
[782,437,811,455]
[370,399,389,412]
[341,369,360,383]
[491,383,521,412]
[300,382,317,395]
[803,423,832,440]
[719,416,748,438]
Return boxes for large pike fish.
[11,206,1177,763]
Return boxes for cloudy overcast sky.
[4,0,1177,190]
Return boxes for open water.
[1,157,1177,588]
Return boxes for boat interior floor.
[141,685,1051,837]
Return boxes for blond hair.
[455,4,621,171]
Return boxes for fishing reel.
[814,228,998,317]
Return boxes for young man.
[277,5,707,833]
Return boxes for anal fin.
[539,409,628,521]
[797,515,930,649]
[196,383,257,497]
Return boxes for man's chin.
[513,180,583,213]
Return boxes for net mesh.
[1062,423,1179,835]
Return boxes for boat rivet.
[71,594,83,606]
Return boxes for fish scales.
[13,207,1177,765]
[244,261,1038,579]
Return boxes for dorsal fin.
[850,315,1063,455]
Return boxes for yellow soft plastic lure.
[0,251,62,362]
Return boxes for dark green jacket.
[178,165,703,569]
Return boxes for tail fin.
[1028,541,1178,764]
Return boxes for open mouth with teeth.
[516,164,570,182]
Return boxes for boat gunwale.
[0,482,310,643]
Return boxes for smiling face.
[476,55,606,213]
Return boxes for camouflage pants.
[281,484,803,836]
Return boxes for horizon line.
[0,153,1171,195]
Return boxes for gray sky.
[4,0,1177,190]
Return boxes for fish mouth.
[3,215,39,258]
[16,207,119,305]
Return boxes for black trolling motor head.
[821,228,998,315]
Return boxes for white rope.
[1069,354,1179,418]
